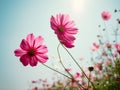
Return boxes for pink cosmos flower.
[101,11,111,21]
[14,33,48,66]
[50,14,78,48]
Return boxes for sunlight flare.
[71,0,85,15]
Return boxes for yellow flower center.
[28,49,35,56]
[59,26,64,32]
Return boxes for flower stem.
[87,71,91,90]
[57,43,85,89]
[57,43,73,77]
[61,44,96,90]
[42,64,71,79]
[42,63,85,89]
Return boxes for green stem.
[104,21,109,42]
[61,44,96,90]
[108,48,115,64]
[57,43,73,77]
[57,43,85,89]
[63,81,71,90]
[42,64,71,79]
[87,71,91,90]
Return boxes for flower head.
[101,11,111,21]
[88,66,94,72]
[14,33,48,66]
[50,14,78,48]
[106,43,112,48]
[115,43,120,54]
[117,19,120,24]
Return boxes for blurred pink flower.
[74,72,81,79]
[74,72,82,83]
[84,83,93,90]
[70,72,82,87]
[90,47,98,51]
[106,43,112,48]
[94,62,103,71]
[14,33,48,66]
[32,80,37,83]
[79,57,84,61]
[115,43,120,54]
[90,42,99,51]
[101,11,111,21]
[93,42,100,49]
[106,58,112,65]
[83,83,88,88]
[113,51,118,57]
[50,14,78,48]
[32,87,38,90]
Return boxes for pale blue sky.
[0,0,120,90]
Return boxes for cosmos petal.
[37,45,48,54]
[26,33,35,47]
[34,36,44,48]
[36,54,48,63]
[14,49,26,57]
[20,39,30,51]
[29,56,38,66]
[20,55,30,66]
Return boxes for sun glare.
[71,0,85,15]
